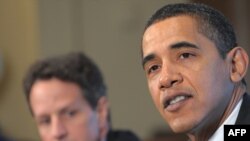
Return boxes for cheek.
[39,129,52,141]
[148,80,161,109]
[72,114,99,139]
[191,72,217,103]
[190,65,230,108]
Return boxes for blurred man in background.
[23,52,140,141]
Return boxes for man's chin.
[169,124,193,134]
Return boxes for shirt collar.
[208,98,243,141]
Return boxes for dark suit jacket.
[107,130,141,141]
[235,93,250,124]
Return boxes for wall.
[38,0,187,139]
[0,0,40,140]
[1,0,249,141]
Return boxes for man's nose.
[51,118,67,140]
[158,65,183,89]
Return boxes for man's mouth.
[163,94,192,110]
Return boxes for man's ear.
[226,47,249,83]
[96,96,109,139]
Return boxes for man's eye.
[38,118,50,125]
[180,53,194,59]
[66,110,78,117]
[148,65,160,74]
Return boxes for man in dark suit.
[141,3,249,141]
[23,52,140,141]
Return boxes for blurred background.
[0,0,249,141]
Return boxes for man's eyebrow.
[171,41,198,49]
[142,42,198,68]
[60,106,68,114]
[142,54,155,69]
[56,101,76,115]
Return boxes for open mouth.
[163,94,192,109]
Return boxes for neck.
[187,82,246,141]
[219,83,245,125]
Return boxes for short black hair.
[145,3,237,59]
[143,3,246,85]
[23,52,106,110]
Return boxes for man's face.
[142,16,234,133]
[30,78,104,141]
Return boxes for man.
[141,3,249,141]
[23,52,140,141]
